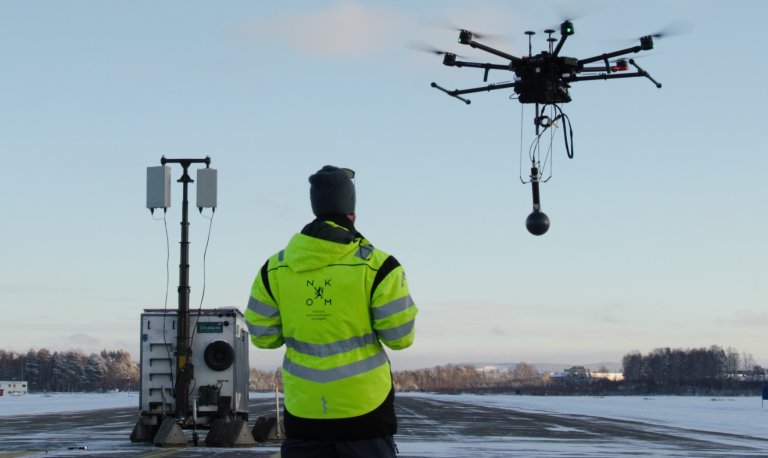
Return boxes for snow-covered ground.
[2,391,767,457]
[403,392,768,439]
[2,391,765,439]
[0,391,283,417]
[0,391,139,417]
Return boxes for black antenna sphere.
[526,209,550,236]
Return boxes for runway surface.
[1,394,767,457]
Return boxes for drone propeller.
[647,20,694,39]
[544,0,601,34]
[627,20,693,42]
[423,17,512,42]
[450,27,506,42]
[555,0,602,22]
[406,41,468,59]
[545,17,576,35]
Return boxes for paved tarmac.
[1,395,767,457]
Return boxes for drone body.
[429,20,662,235]
[432,20,660,106]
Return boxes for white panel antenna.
[196,168,218,210]
[146,166,171,212]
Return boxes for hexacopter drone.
[429,20,662,235]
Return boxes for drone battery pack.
[196,168,217,209]
[146,166,171,209]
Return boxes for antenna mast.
[160,156,211,420]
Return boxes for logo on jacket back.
[305,279,332,306]
[304,279,335,321]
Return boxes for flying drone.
[428,20,663,235]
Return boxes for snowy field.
[2,391,765,439]
[0,391,139,417]
[1,392,767,457]
[395,393,768,457]
[404,392,768,439]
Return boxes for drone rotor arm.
[462,38,524,68]
[552,34,570,57]
[452,61,510,71]
[431,80,519,104]
[565,71,661,89]
[430,82,471,104]
[451,60,512,82]
[565,72,642,82]
[448,81,517,96]
[552,20,575,56]
[580,66,611,73]
[629,59,662,88]
[580,60,629,73]
[578,45,644,67]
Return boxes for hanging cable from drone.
[428,20,662,235]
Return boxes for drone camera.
[561,21,574,36]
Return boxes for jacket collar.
[301,215,363,244]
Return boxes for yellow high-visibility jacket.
[245,219,417,421]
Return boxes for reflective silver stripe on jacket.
[284,333,378,357]
[247,297,280,319]
[283,349,388,383]
[372,295,414,321]
[376,319,414,342]
[247,322,282,337]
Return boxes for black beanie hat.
[309,165,356,216]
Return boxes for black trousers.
[281,436,397,458]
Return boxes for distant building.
[563,366,591,381]
[591,372,624,382]
[0,381,28,395]
[480,366,498,375]
[548,368,624,383]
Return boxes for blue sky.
[1,1,766,371]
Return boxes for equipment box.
[139,308,250,424]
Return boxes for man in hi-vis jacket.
[245,165,417,457]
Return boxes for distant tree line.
[394,363,546,394]
[621,346,765,395]
[388,346,766,396]
[0,349,139,392]
[9,344,755,396]
[249,368,282,392]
